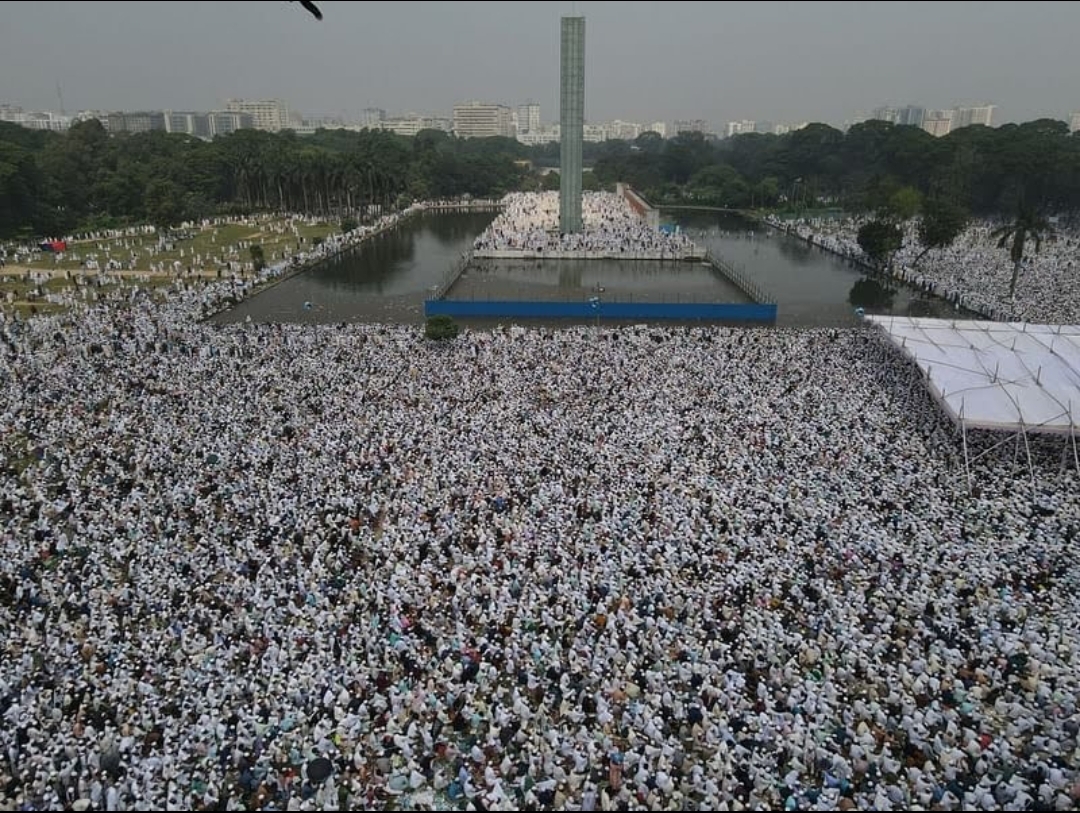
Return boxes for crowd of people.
[1,234,1078,811]
[474,193,699,259]
[766,215,1080,325]
[0,208,412,281]
[1,207,426,318]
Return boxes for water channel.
[210,209,969,328]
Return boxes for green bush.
[425,315,460,341]
[340,217,359,234]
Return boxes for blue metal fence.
[425,299,777,322]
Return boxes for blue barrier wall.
[425,300,777,322]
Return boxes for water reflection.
[215,209,976,328]
[848,278,895,311]
[455,257,747,303]
[669,211,977,327]
[775,237,815,266]
[314,228,416,293]
[210,211,494,324]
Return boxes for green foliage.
[0,124,533,239]
[3,111,1080,241]
[340,217,358,234]
[687,164,751,207]
[249,244,266,272]
[991,204,1054,297]
[145,178,183,228]
[887,186,922,221]
[425,315,460,341]
[755,177,781,207]
[916,196,969,261]
[857,220,904,268]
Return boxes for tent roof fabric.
[867,316,1080,435]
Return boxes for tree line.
[1,116,1078,240]
[0,121,531,239]
[594,120,1080,217]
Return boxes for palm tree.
[991,205,1053,299]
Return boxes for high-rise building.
[725,120,757,137]
[605,120,641,141]
[559,15,585,234]
[644,121,669,139]
[517,102,540,135]
[870,105,924,127]
[675,119,710,135]
[517,126,560,146]
[871,106,900,124]
[1070,112,1080,134]
[952,104,995,129]
[1,106,71,131]
[225,99,290,132]
[380,115,452,137]
[165,111,208,138]
[922,109,954,137]
[898,106,926,127]
[452,101,515,139]
[360,108,386,129]
[106,111,166,134]
[208,111,253,137]
[161,110,253,138]
[583,123,606,143]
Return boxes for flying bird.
[289,0,323,20]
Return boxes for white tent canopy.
[867,316,1080,435]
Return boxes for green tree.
[990,204,1053,298]
[0,142,40,238]
[887,186,922,221]
[857,220,904,270]
[144,178,183,227]
[249,244,266,272]
[753,177,781,208]
[425,315,460,341]
[914,195,969,265]
[340,217,358,233]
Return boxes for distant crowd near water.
[767,214,1080,325]
[1,198,1078,811]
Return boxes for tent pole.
[1071,401,1079,474]
[960,399,972,495]
[1020,419,1035,493]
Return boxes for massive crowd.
[2,207,425,316]
[766,215,1080,325]
[474,193,699,259]
[0,205,418,282]
[1,239,1078,811]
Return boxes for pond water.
[211,209,970,328]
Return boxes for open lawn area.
[0,215,341,318]
[2,215,339,275]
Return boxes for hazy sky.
[1,1,1077,127]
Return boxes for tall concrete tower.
[559,15,585,234]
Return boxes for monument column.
[559,15,585,234]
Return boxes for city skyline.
[1,1,1078,129]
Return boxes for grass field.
[1,216,340,318]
